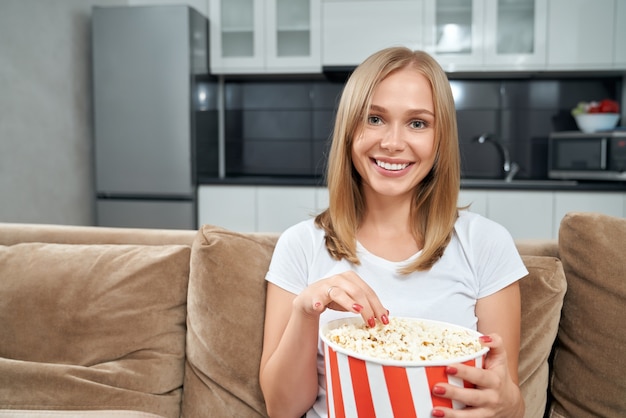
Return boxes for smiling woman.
[259,47,527,418]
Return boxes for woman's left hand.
[430,334,525,418]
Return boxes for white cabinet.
[546,0,616,70]
[614,0,626,69]
[553,191,624,237]
[209,0,321,74]
[198,185,257,232]
[198,185,324,232]
[423,0,547,71]
[458,190,488,217]
[321,0,423,67]
[257,186,318,232]
[487,191,554,239]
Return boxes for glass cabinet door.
[423,0,484,71]
[266,0,321,72]
[209,0,265,73]
[424,0,547,71]
[484,0,547,68]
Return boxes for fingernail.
[314,302,322,308]
[479,335,493,343]
[352,303,363,313]
[367,317,376,328]
[432,409,445,417]
[432,385,446,395]
[381,314,389,325]
[446,366,457,375]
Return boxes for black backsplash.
[205,76,622,181]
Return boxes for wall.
[0,0,206,226]
[0,0,127,225]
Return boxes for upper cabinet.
[423,0,547,72]
[546,0,617,70]
[209,0,321,74]
[321,0,423,67]
[208,0,624,74]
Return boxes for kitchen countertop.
[198,176,626,192]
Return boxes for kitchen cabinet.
[487,191,554,239]
[553,191,624,238]
[209,0,321,74]
[423,0,547,71]
[321,0,423,67]
[546,0,616,70]
[614,0,626,69]
[198,185,326,232]
[198,185,257,232]
[200,185,626,237]
[458,190,488,217]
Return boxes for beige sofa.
[0,212,624,418]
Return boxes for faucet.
[474,133,519,182]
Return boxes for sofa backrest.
[0,222,196,246]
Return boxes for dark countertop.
[198,176,626,192]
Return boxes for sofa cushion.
[183,225,277,418]
[0,243,190,418]
[551,212,626,418]
[518,255,567,418]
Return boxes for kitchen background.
[1,0,625,238]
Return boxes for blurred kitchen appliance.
[92,5,213,229]
[548,131,626,181]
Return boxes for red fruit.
[599,99,620,113]
[588,104,601,113]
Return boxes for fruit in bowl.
[571,99,621,133]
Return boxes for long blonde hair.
[314,47,460,273]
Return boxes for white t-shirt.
[265,210,528,418]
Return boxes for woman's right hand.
[293,270,390,327]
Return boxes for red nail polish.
[480,335,493,343]
[367,317,376,328]
[432,409,445,417]
[352,303,363,313]
[432,385,446,395]
[446,366,457,375]
[381,314,389,325]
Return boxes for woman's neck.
[357,193,421,262]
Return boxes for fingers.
[317,271,389,327]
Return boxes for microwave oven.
[548,131,626,181]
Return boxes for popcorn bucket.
[320,317,489,418]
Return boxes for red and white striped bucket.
[320,318,488,418]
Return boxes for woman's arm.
[260,271,389,417]
[475,280,522,383]
[259,283,320,418]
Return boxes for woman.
[259,47,527,418]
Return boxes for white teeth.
[376,160,409,171]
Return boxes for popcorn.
[324,317,483,362]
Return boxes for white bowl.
[574,113,620,133]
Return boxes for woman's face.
[351,67,437,201]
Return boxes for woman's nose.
[380,125,405,152]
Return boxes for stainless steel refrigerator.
[92,5,211,230]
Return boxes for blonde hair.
[314,47,460,273]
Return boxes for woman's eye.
[410,120,427,129]
[368,115,382,125]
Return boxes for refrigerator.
[92,5,214,230]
